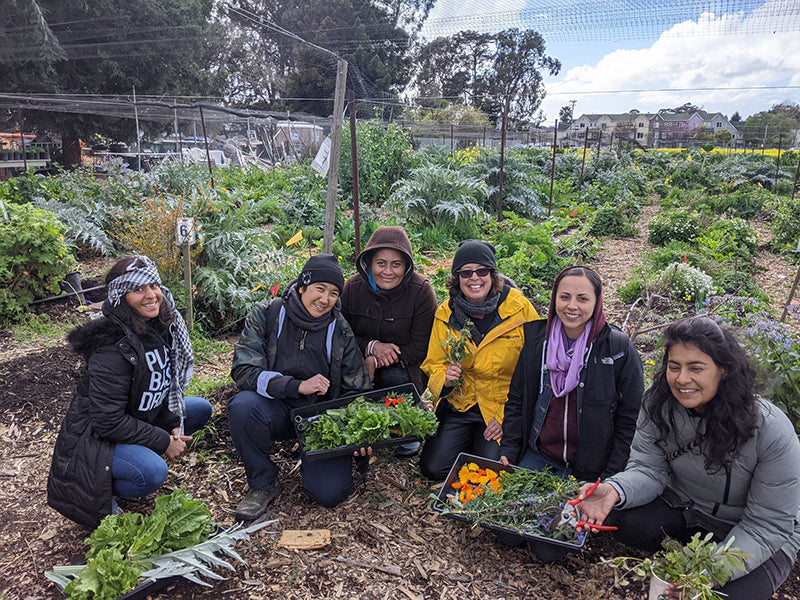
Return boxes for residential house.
[569,109,740,148]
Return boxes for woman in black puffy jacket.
[47,256,211,528]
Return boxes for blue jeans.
[228,390,355,508]
[516,447,573,478]
[111,396,212,498]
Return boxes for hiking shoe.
[394,440,421,458]
[235,480,282,521]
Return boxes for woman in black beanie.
[419,240,540,480]
[228,254,370,520]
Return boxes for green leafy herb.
[61,548,141,600]
[58,489,215,599]
[604,532,751,600]
[302,394,438,451]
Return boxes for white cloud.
[541,1,800,120]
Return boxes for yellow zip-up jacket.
[422,287,539,427]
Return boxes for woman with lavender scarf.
[500,266,643,482]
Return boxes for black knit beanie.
[452,240,497,274]
[299,254,344,292]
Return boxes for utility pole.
[323,59,348,254]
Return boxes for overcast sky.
[420,0,800,121]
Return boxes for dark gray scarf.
[450,284,505,344]
[283,280,334,332]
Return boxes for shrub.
[647,208,701,246]
[340,120,415,205]
[773,180,793,196]
[0,204,77,324]
[589,204,638,238]
[617,279,645,304]
[743,311,800,433]
[390,164,488,228]
[766,195,800,255]
[465,150,547,218]
[711,185,769,219]
[656,262,714,306]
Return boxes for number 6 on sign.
[176,217,196,245]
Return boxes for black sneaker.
[235,479,282,521]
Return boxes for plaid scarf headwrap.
[106,256,193,431]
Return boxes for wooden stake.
[323,59,348,254]
[182,242,193,330]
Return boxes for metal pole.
[198,105,214,189]
[775,133,783,184]
[450,124,454,154]
[482,126,486,147]
[498,106,508,220]
[579,128,589,189]
[18,107,27,171]
[348,89,361,257]
[597,129,602,156]
[173,99,180,156]
[548,119,558,217]
[133,87,142,172]
[323,59,348,254]
[792,153,800,202]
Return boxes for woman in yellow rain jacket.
[420,240,539,480]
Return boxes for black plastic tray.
[431,453,585,562]
[291,383,424,461]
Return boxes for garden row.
[1,122,798,429]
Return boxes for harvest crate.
[432,453,586,562]
[291,383,426,461]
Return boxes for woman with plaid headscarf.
[47,256,212,528]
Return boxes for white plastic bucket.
[648,571,671,600]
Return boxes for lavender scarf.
[546,318,593,398]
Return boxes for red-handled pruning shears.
[559,478,618,531]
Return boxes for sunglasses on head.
[457,267,492,279]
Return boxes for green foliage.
[9,312,82,341]
[0,203,77,324]
[62,548,140,600]
[390,164,489,228]
[617,279,645,304]
[464,149,547,218]
[710,185,769,219]
[588,204,638,238]
[743,310,800,432]
[605,532,750,600]
[302,395,438,450]
[493,221,566,299]
[656,262,715,306]
[766,195,800,256]
[340,121,415,206]
[647,208,701,246]
[61,489,214,599]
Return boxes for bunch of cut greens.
[45,489,271,600]
[439,321,473,387]
[302,394,438,451]
[604,532,751,600]
[434,463,584,544]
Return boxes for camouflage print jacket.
[231,298,370,404]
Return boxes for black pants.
[419,403,500,481]
[607,496,795,600]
